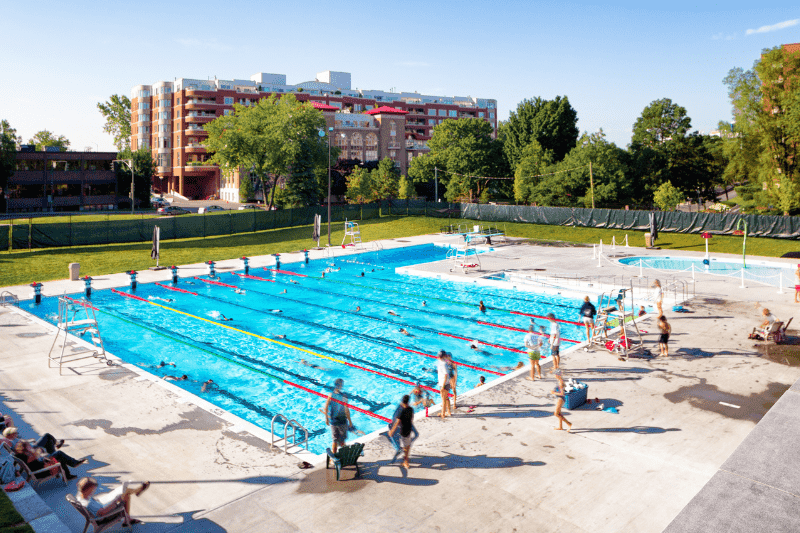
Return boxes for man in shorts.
[436,350,452,418]
[524,325,543,380]
[388,395,415,469]
[325,378,353,453]
[546,313,561,370]
[579,296,597,344]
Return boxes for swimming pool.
[618,255,793,287]
[24,244,589,454]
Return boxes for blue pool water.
[618,255,791,287]
[25,244,589,454]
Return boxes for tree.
[0,120,21,213]
[115,147,154,208]
[29,130,70,151]
[653,181,684,211]
[631,98,691,147]
[500,96,579,171]
[724,46,800,213]
[398,174,415,199]
[346,166,374,203]
[415,118,506,202]
[513,140,553,204]
[374,158,400,201]
[97,95,132,151]
[239,172,255,202]
[204,94,328,209]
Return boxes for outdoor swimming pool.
[618,255,793,287]
[24,244,589,454]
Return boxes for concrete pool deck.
[1,233,799,532]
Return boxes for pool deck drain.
[1,234,799,532]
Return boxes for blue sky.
[1,1,798,152]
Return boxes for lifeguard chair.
[341,219,362,248]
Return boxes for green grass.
[0,490,33,533]
[0,216,795,288]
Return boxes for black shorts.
[551,345,560,357]
[659,333,669,344]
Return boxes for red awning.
[364,106,408,115]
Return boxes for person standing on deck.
[325,378,353,453]
[436,351,452,418]
[388,395,415,469]
[652,280,663,316]
[524,325,543,380]
[447,352,458,410]
[546,313,561,370]
[551,371,572,432]
[579,296,597,344]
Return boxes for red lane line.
[437,331,527,354]
[63,296,98,311]
[288,381,391,423]
[265,268,308,277]
[155,283,198,295]
[510,310,583,327]
[110,288,149,302]
[396,347,504,376]
[194,277,239,289]
[477,320,527,333]
[233,273,275,282]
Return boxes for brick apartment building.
[5,149,120,213]
[130,71,497,201]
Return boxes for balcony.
[184,128,208,136]
[388,142,401,150]
[185,100,218,110]
[183,164,218,175]
[184,144,206,153]
[185,112,216,123]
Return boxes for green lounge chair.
[325,443,365,480]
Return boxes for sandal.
[298,461,313,469]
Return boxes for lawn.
[0,490,33,533]
[0,216,796,288]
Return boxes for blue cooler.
[563,381,588,410]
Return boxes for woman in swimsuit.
[551,372,572,432]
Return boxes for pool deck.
[1,233,799,532]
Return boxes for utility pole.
[434,167,438,203]
[113,159,135,213]
[589,161,595,209]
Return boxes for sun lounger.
[13,455,66,488]
[66,493,130,533]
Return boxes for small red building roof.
[364,106,408,115]
[310,101,339,111]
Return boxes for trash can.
[644,233,652,248]
[69,263,80,281]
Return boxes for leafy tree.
[500,96,578,171]
[239,172,255,202]
[284,141,324,207]
[29,130,70,151]
[407,153,439,200]
[398,174,415,199]
[631,98,691,147]
[724,46,800,213]
[204,94,327,209]
[653,181,684,211]
[415,118,506,202]
[97,95,132,151]
[373,158,400,200]
[0,120,21,213]
[513,140,553,203]
[346,166,373,203]
[115,147,154,208]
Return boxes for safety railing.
[270,413,309,454]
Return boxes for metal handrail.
[283,419,309,453]
[0,291,18,307]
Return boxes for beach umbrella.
[649,212,658,244]
[151,225,161,266]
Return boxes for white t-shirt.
[765,313,777,330]
[436,358,448,388]
[654,287,663,303]
[524,333,537,351]
[549,321,561,347]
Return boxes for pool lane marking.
[87,301,386,412]
[194,277,239,289]
[312,275,583,327]
[267,269,308,277]
[233,273,275,282]
[109,288,443,397]
[395,347,504,376]
[155,283,198,295]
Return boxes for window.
[489,112,495,119]
[365,133,378,161]
[408,152,413,164]
[158,124,170,133]
[479,112,484,118]
[390,121,397,136]
[389,150,396,159]
[158,137,170,149]
[138,90,150,98]
[158,111,169,120]
[176,98,180,105]
[224,109,232,116]
[428,119,435,126]
[139,102,149,110]
[449,110,457,117]
[438,109,446,116]
[354,104,361,112]
[336,133,348,159]
[158,153,169,167]
[428,109,436,116]
[350,133,363,160]
[224,97,234,105]
[159,99,170,108]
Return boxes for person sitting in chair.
[13,440,86,480]
[750,308,777,340]
[76,477,150,526]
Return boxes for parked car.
[238,204,260,210]
[151,198,168,208]
[158,206,190,216]
[198,205,226,214]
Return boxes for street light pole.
[327,126,333,246]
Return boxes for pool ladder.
[270,413,309,454]
[0,291,18,307]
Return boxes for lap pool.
[24,244,588,454]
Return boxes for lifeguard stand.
[47,296,109,374]
[591,287,646,359]
[341,219,362,248]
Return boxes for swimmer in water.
[271,309,282,313]
[289,280,299,285]
[388,311,399,316]
[399,328,412,336]
[301,359,328,371]
[360,272,365,277]
[479,301,486,313]
[280,289,287,294]
[201,379,216,392]
[475,376,486,387]
[156,361,175,368]
[234,288,246,295]
[355,306,361,312]
[274,334,286,339]
[218,314,233,322]
[422,301,427,307]
[469,340,481,350]
[163,375,189,381]
[321,272,326,278]
[148,296,174,303]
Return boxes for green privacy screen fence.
[4,201,800,251]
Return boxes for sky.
[1,1,799,152]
